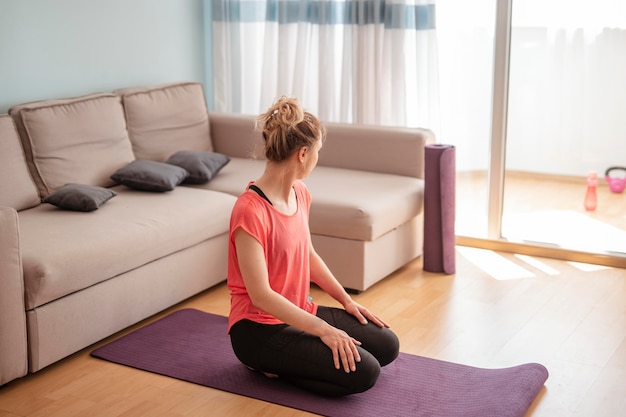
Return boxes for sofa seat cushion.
[200,157,424,242]
[18,186,236,310]
[304,167,424,241]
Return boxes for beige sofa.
[0,82,434,386]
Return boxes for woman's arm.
[234,228,361,373]
[308,237,389,329]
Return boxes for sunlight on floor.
[503,210,626,254]
[457,246,614,280]
[456,246,537,280]
[514,254,560,275]
[567,262,611,272]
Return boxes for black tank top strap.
[248,184,273,205]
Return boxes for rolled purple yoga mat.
[423,144,456,274]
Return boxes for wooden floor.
[1,250,624,417]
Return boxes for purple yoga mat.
[92,309,548,417]
[423,144,456,274]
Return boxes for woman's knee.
[316,348,381,396]
[348,350,381,394]
[376,328,400,366]
[317,307,400,366]
[357,325,400,367]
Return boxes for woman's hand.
[319,325,362,373]
[307,246,390,329]
[343,300,390,328]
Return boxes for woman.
[227,96,399,397]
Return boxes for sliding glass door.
[442,0,626,265]
[501,0,626,257]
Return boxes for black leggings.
[229,306,400,396]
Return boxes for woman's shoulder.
[293,179,309,192]
[233,186,266,212]
[293,180,310,195]
[294,180,312,204]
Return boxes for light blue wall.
[0,0,207,113]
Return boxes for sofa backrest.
[320,122,433,178]
[0,115,40,210]
[208,111,262,159]
[9,93,135,199]
[115,82,213,161]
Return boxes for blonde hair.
[256,96,325,162]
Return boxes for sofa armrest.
[0,206,28,385]
[321,122,435,179]
[208,111,435,179]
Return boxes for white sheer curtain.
[210,0,439,129]
[506,0,626,175]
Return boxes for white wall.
[0,0,206,113]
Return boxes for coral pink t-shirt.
[227,180,318,332]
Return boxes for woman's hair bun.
[257,96,323,162]
[266,96,304,129]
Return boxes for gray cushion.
[166,151,230,184]
[111,160,189,192]
[43,183,117,212]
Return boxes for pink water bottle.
[584,171,597,211]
